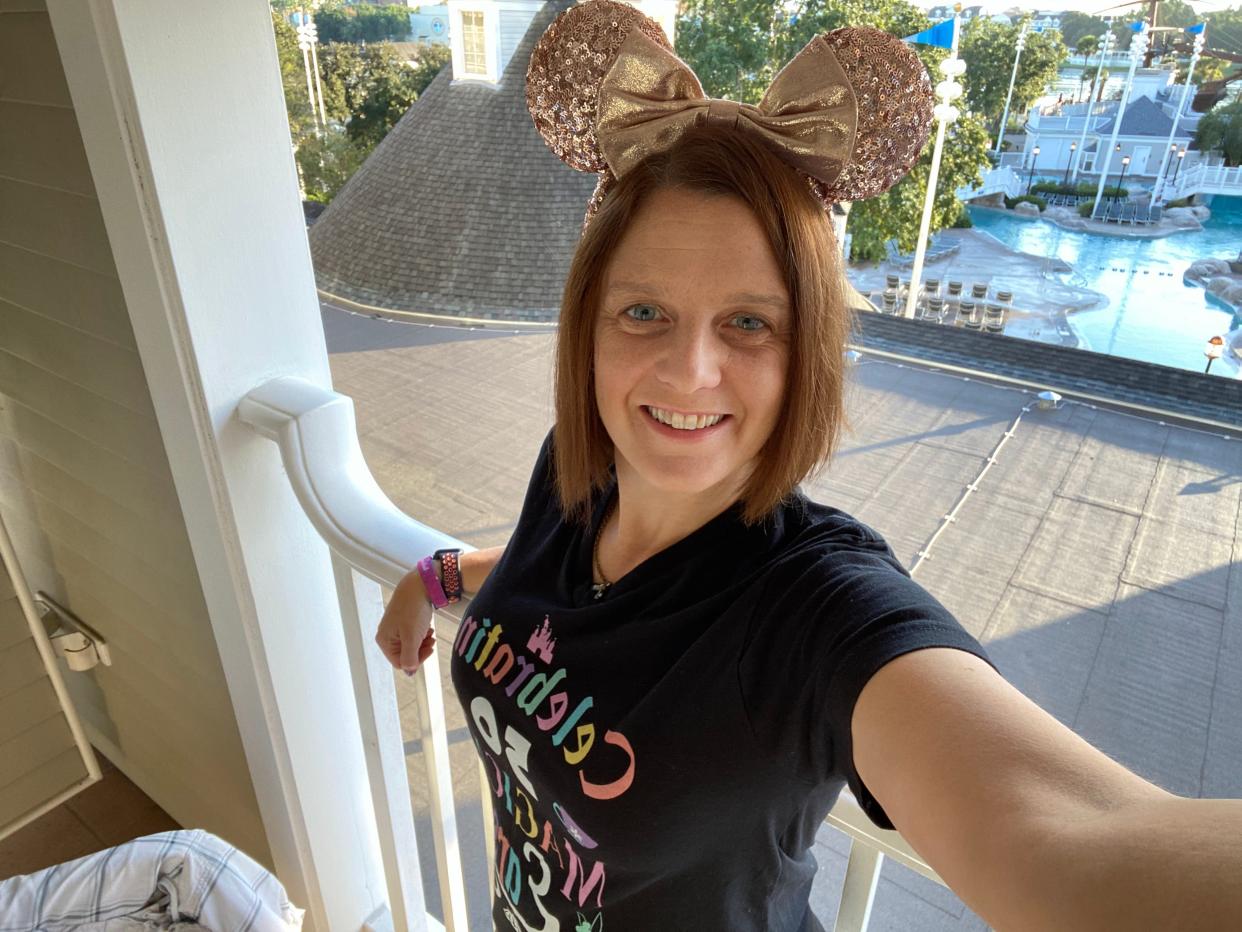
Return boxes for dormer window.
[461,10,487,76]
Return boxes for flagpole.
[1091,22,1148,220]
[1152,25,1205,204]
[904,16,963,320]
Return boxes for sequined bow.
[595,28,859,187]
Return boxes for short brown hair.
[554,123,853,525]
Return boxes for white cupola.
[445,0,679,87]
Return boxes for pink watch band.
[417,556,450,609]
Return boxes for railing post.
[331,556,431,932]
[833,844,884,932]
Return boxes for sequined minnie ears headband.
[526,0,936,230]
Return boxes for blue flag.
[904,18,955,50]
[1185,22,1206,35]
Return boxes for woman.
[377,4,1242,930]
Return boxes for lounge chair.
[884,239,915,268]
[1149,205,1162,224]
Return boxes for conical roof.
[309,1,595,320]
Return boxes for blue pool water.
[967,198,1242,376]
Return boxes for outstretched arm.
[851,648,1242,931]
[376,546,506,674]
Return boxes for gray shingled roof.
[1095,95,1178,138]
[309,0,595,320]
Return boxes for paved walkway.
[325,309,1242,931]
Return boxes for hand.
[375,571,437,675]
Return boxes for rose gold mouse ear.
[808,27,935,204]
[526,0,674,174]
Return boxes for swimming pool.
[967,198,1242,377]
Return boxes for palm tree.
[1075,35,1098,103]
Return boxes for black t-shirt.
[450,432,994,931]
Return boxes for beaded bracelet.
[416,555,451,609]
[435,549,463,604]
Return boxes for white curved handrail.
[237,377,474,587]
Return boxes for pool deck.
[847,227,1106,349]
[1041,203,1208,239]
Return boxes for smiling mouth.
[645,406,727,431]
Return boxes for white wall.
[0,0,269,863]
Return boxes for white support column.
[904,19,964,320]
[1091,23,1148,219]
[46,2,390,928]
[994,23,1027,156]
[1152,29,1204,204]
[1071,23,1112,184]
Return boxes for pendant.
[591,582,611,601]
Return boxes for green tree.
[1056,11,1108,49]
[846,111,990,262]
[316,41,422,149]
[1195,97,1242,165]
[408,41,452,96]
[296,127,369,202]
[1182,55,1230,85]
[1075,34,1097,65]
[1203,8,1242,57]
[273,11,354,203]
[960,17,1067,138]
[1080,65,1110,104]
[676,0,990,263]
[315,5,410,44]
[272,12,315,141]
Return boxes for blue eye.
[624,304,660,322]
[733,315,767,332]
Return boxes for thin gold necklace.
[590,494,618,601]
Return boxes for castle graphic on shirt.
[454,613,633,931]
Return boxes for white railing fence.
[958,165,1024,201]
[1164,163,1242,200]
[239,377,947,932]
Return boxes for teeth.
[647,407,724,431]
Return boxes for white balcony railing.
[1164,163,1242,200]
[239,376,947,932]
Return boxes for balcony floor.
[324,306,1241,931]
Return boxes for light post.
[1027,145,1040,193]
[995,23,1028,157]
[1204,335,1225,374]
[1064,141,1077,186]
[1171,147,1187,190]
[1072,22,1112,183]
[1152,24,1206,204]
[905,16,964,320]
[1116,155,1131,202]
[1091,21,1148,220]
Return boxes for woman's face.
[594,187,792,502]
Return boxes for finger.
[398,623,425,673]
[418,630,436,665]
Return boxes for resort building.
[1017,67,1212,188]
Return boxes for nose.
[654,320,725,395]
